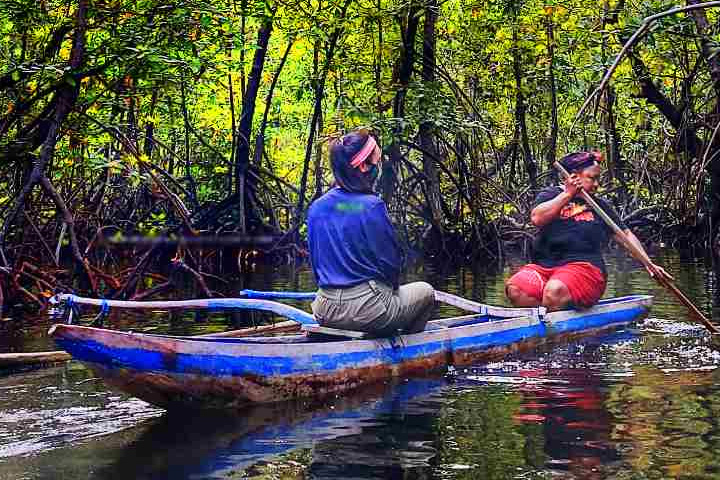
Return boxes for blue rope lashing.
[62,294,80,325]
[63,306,74,325]
[101,299,110,315]
[92,298,110,327]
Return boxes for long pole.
[554,162,719,334]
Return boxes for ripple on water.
[0,364,162,459]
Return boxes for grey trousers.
[311,280,435,336]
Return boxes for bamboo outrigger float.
[48,292,652,410]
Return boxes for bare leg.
[542,279,572,312]
[505,283,542,307]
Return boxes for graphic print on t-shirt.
[560,202,594,222]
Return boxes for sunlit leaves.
[1,0,719,244]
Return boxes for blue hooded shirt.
[307,187,401,289]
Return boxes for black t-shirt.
[531,186,627,274]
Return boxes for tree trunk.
[382,1,422,205]
[295,0,352,221]
[628,51,701,157]
[419,0,443,233]
[180,77,198,208]
[143,87,159,157]
[603,86,627,206]
[228,33,238,194]
[253,39,293,166]
[0,0,89,267]
[234,15,273,234]
[313,108,324,201]
[687,0,720,249]
[312,40,324,202]
[544,16,558,179]
[375,0,384,114]
[601,0,626,206]
[166,95,176,175]
[39,175,95,291]
[512,26,537,190]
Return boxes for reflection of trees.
[606,249,632,298]
[433,387,545,479]
[605,366,720,478]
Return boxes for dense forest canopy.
[1,0,720,304]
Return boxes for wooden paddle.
[554,162,719,334]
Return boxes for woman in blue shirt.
[307,130,435,336]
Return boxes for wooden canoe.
[48,294,652,410]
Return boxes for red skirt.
[506,262,606,308]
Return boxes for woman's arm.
[530,174,583,227]
[531,191,573,227]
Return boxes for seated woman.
[306,130,435,336]
[506,151,671,311]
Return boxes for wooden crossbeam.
[302,325,372,339]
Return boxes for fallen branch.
[172,259,213,297]
[23,211,58,266]
[39,175,97,292]
[130,281,172,301]
[17,285,43,308]
[0,351,72,368]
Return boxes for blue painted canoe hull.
[49,295,652,409]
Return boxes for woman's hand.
[564,173,583,197]
[646,262,674,282]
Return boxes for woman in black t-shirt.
[505,151,671,311]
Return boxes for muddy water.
[0,250,719,479]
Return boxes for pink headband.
[349,136,380,173]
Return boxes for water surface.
[0,251,719,479]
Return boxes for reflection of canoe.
[95,378,446,479]
[48,295,652,409]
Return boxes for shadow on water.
[1,249,720,479]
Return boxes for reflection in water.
[0,251,719,479]
[434,384,536,479]
[605,366,720,478]
[0,377,449,480]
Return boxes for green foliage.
[1,0,719,253]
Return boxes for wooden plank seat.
[302,325,374,339]
[427,313,488,329]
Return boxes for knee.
[505,283,522,304]
[505,282,538,306]
[416,282,436,305]
[542,280,571,310]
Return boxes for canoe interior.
[110,294,651,345]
